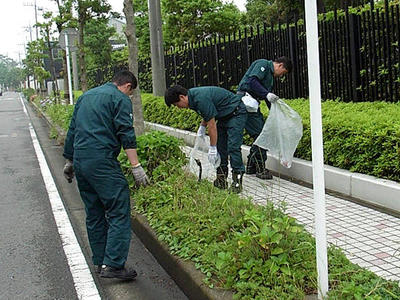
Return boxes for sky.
[0,0,246,63]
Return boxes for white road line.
[19,95,28,116]
[20,95,101,300]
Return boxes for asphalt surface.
[0,91,188,300]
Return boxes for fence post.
[245,27,250,67]
[384,0,393,102]
[288,24,300,98]
[214,38,220,86]
[348,13,361,101]
[191,45,197,87]
[173,47,177,85]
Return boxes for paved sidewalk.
[185,147,400,283]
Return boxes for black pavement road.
[0,91,188,300]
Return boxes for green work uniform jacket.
[237,59,274,99]
[188,86,242,121]
[63,82,137,160]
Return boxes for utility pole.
[24,0,43,40]
[148,0,166,96]
[24,25,33,42]
[71,51,79,91]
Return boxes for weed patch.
[120,131,400,299]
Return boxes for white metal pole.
[65,34,74,105]
[304,0,329,298]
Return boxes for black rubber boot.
[95,265,102,274]
[213,166,228,189]
[246,159,257,175]
[253,160,273,180]
[231,172,244,193]
[256,169,273,180]
[100,265,138,280]
[254,163,272,180]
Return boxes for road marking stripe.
[19,95,28,116]
[20,95,101,300]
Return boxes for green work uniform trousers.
[217,103,248,173]
[74,156,131,268]
[245,108,267,170]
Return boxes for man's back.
[72,83,132,157]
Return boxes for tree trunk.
[123,0,145,136]
[46,28,59,103]
[77,1,88,92]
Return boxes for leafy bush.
[44,104,75,131]
[120,133,400,299]
[22,88,36,101]
[118,131,187,188]
[142,93,400,182]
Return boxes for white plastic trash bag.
[187,135,218,180]
[254,98,303,168]
[241,92,259,113]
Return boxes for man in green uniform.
[62,70,149,280]
[237,56,292,179]
[164,85,247,193]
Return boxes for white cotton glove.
[208,146,221,168]
[131,164,150,187]
[63,159,74,183]
[197,125,206,137]
[267,92,279,103]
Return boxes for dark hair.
[164,85,188,107]
[274,56,293,73]
[112,70,137,89]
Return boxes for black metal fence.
[164,0,400,102]
[87,61,152,92]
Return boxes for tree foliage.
[85,17,115,72]
[23,40,51,90]
[133,0,151,58]
[73,0,113,91]
[161,0,243,47]
[245,0,373,26]
[36,11,61,96]
[0,55,24,89]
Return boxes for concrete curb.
[145,121,400,214]
[31,101,66,145]
[131,213,233,300]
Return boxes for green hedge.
[142,94,400,182]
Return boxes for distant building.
[108,17,127,50]
[43,43,63,79]
[108,17,125,36]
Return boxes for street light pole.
[304,0,329,298]
[65,34,74,105]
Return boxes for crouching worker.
[62,70,149,280]
[164,85,247,193]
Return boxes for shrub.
[118,131,187,188]
[44,104,75,132]
[22,88,36,101]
